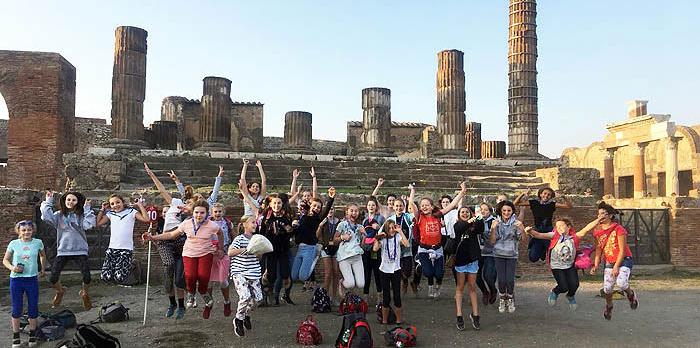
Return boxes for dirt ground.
[2,272,699,348]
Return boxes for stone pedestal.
[603,148,616,197]
[197,77,232,151]
[626,100,648,118]
[107,26,148,149]
[633,143,647,198]
[435,50,467,158]
[481,141,506,159]
[665,138,679,196]
[151,121,177,150]
[506,0,541,158]
[465,122,482,159]
[359,87,394,156]
[281,111,315,154]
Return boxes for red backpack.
[296,315,322,346]
[339,292,369,316]
[383,326,417,347]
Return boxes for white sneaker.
[427,285,435,298]
[507,297,516,313]
[498,297,506,313]
[186,293,197,308]
[434,285,441,299]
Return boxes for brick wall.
[0,119,7,162]
[0,51,76,190]
[669,208,700,267]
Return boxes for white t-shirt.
[379,233,404,274]
[163,198,184,232]
[106,208,137,250]
[441,209,458,238]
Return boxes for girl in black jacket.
[452,207,484,331]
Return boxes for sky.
[1,0,698,158]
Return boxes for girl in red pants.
[144,200,224,319]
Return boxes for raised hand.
[242,159,250,166]
[85,199,92,208]
[255,160,263,169]
[459,181,468,193]
[328,187,336,198]
[310,167,316,178]
[143,162,153,174]
[218,166,224,177]
[377,178,385,186]
[167,170,178,182]
[46,190,54,200]
[292,169,300,179]
[101,202,110,211]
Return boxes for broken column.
[281,111,315,154]
[359,87,393,156]
[435,49,467,157]
[465,121,482,159]
[481,141,506,159]
[507,0,541,158]
[197,76,232,151]
[150,121,178,150]
[108,26,148,148]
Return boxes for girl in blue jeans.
[291,187,336,283]
[4,220,47,348]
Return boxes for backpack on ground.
[383,326,417,347]
[97,302,130,323]
[118,260,142,286]
[336,313,373,348]
[339,292,368,315]
[296,315,323,346]
[37,319,66,342]
[73,324,121,348]
[375,303,396,324]
[311,287,332,313]
[41,309,77,329]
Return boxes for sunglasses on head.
[16,220,33,227]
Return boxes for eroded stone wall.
[75,117,112,153]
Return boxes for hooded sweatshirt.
[41,196,96,256]
[492,215,522,259]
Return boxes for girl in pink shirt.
[144,200,224,319]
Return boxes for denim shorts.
[455,260,479,274]
[605,256,633,269]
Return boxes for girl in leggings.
[145,162,191,318]
[382,188,415,296]
[40,190,96,311]
[255,190,294,305]
[408,182,467,299]
[476,203,498,306]
[144,200,224,320]
[361,196,385,304]
[334,204,366,294]
[373,220,410,325]
[489,201,525,314]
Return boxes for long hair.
[59,192,86,217]
[597,201,622,220]
[495,200,516,218]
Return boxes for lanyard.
[191,217,206,236]
[386,235,397,261]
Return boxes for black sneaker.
[282,293,296,305]
[12,335,21,348]
[469,313,481,330]
[627,290,639,310]
[456,316,465,331]
[233,318,245,337]
[244,316,252,330]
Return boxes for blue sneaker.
[166,304,176,318]
[567,296,578,311]
[175,307,186,320]
[547,291,558,306]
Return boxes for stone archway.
[0,51,76,189]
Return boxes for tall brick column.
[633,142,648,198]
[107,26,148,149]
[359,87,393,156]
[507,0,541,158]
[435,49,467,157]
[465,121,482,159]
[603,148,616,197]
[197,76,232,151]
[281,111,315,154]
[481,141,506,159]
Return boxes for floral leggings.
[232,274,263,320]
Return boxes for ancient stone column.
[665,138,679,196]
[197,76,232,151]
[603,148,616,197]
[281,111,315,154]
[626,100,648,118]
[107,26,148,148]
[507,0,541,158]
[435,49,467,157]
[151,121,178,150]
[465,122,482,159]
[359,87,393,156]
[633,142,648,198]
[481,141,506,159]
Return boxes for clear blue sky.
[1,0,698,158]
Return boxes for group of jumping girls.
[4,160,640,346]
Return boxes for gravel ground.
[2,273,699,347]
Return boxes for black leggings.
[362,252,382,295]
[265,252,290,291]
[551,266,579,297]
[50,255,91,284]
[380,270,402,308]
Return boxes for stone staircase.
[122,153,555,196]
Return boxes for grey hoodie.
[41,196,96,256]
[492,215,522,259]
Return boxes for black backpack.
[375,303,396,324]
[42,309,77,329]
[73,324,121,348]
[37,319,66,342]
[311,287,332,313]
[97,302,130,323]
[336,313,373,348]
